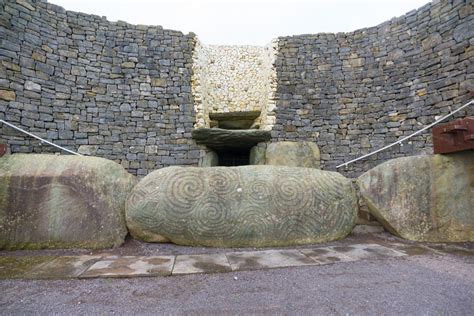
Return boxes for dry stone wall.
[0,0,472,178]
[0,0,202,176]
[272,0,473,177]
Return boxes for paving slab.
[80,256,175,278]
[299,247,355,264]
[330,243,406,260]
[29,255,102,279]
[226,249,316,271]
[0,256,57,279]
[172,253,231,275]
[3,237,468,281]
[424,244,474,256]
[386,243,436,256]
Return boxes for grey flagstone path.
[0,243,418,279]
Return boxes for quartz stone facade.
[192,42,277,130]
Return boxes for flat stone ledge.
[191,128,271,150]
[209,111,261,121]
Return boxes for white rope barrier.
[1,99,472,162]
[0,119,82,156]
[336,99,473,169]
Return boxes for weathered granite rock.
[358,152,474,242]
[265,141,320,169]
[126,165,357,247]
[0,154,137,249]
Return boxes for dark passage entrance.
[215,148,250,166]
[191,119,271,167]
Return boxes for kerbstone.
[0,154,137,249]
[358,152,474,242]
[126,165,358,247]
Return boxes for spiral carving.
[247,178,273,204]
[126,165,357,247]
[272,168,312,211]
[188,194,238,240]
[206,168,240,196]
[162,167,206,213]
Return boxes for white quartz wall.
[192,41,277,130]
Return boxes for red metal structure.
[432,117,474,154]
[0,144,7,157]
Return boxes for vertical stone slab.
[358,152,474,242]
[265,141,321,169]
[0,154,137,249]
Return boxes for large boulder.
[0,154,137,249]
[265,141,320,168]
[126,165,357,247]
[358,152,474,242]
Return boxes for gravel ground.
[0,253,473,315]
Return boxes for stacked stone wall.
[0,0,201,176]
[272,0,473,177]
[1,0,472,178]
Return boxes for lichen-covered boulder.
[265,141,320,168]
[358,152,474,242]
[126,165,357,247]
[0,154,137,250]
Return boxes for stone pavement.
[2,239,471,280]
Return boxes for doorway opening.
[215,147,250,166]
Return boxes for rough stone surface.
[358,152,474,242]
[265,141,320,168]
[191,43,278,130]
[249,144,266,165]
[0,90,16,101]
[192,128,271,150]
[0,0,472,179]
[0,0,202,176]
[272,0,473,177]
[198,151,218,167]
[0,154,137,249]
[126,165,358,247]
